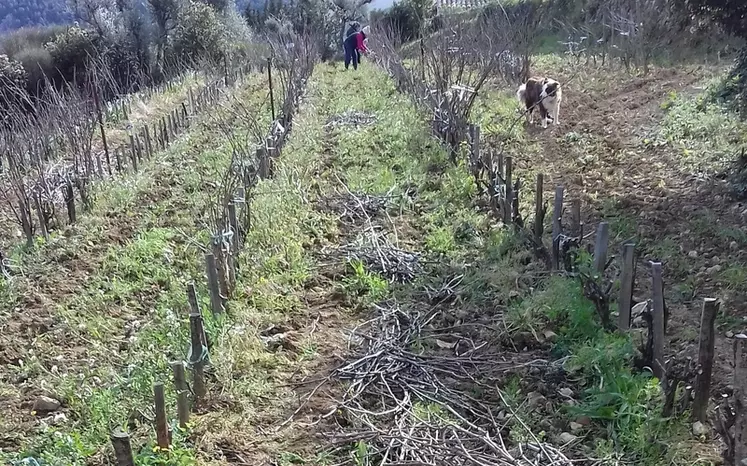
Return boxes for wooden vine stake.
[257,146,270,179]
[504,156,513,225]
[692,298,719,423]
[734,334,747,466]
[205,253,224,315]
[153,382,170,449]
[534,173,544,245]
[128,134,138,171]
[617,243,636,330]
[570,198,582,238]
[593,222,610,275]
[211,238,231,299]
[650,261,666,387]
[64,180,76,224]
[551,186,564,269]
[227,203,239,285]
[171,361,190,428]
[186,283,207,402]
[110,428,135,466]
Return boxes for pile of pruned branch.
[324,111,378,130]
[330,228,421,283]
[318,189,393,226]
[307,302,577,466]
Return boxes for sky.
[368,0,396,11]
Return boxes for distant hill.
[0,0,72,32]
[0,0,258,33]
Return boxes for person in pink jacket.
[356,30,368,62]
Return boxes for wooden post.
[93,84,112,176]
[34,195,49,241]
[228,203,240,254]
[618,243,636,330]
[534,173,544,244]
[212,238,231,298]
[164,117,170,146]
[115,147,123,173]
[205,253,224,315]
[128,134,138,171]
[735,334,747,466]
[268,57,275,122]
[551,186,564,269]
[135,135,143,163]
[18,198,32,248]
[153,382,170,449]
[651,261,666,385]
[470,124,480,169]
[570,198,582,238]
[144,125,153,159]
[593,222,610,274]
[171,361,190,428]
[186,284,207,401]
[257,147,269,179]
[692,298,720,423]
[504,156,513,224]
[110,429,135,466]
[64,180,76,224]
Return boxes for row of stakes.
[110,283,209,465]
[108,62,290,465]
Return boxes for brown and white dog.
[516,77,562,129]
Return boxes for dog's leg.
[539,104,548,129]
[554,101,560,125]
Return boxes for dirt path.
[507,61,745,395]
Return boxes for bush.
[371,2,422,43]
[0,53,26,111]
[171,0,227,66]
[45,26,101,83]
[14,46,54,93]
[0,52,25,85]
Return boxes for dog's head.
[541,78,560,98]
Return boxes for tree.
[171,0,226,65]
[686,0,747,114]
[685,0,747,38]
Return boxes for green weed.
[341,259,389,305]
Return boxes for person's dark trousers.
[357,50,362,63]
[343,36,359,70]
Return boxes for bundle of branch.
[318,189,392,226]
[315,302,574,466]
[328,228,421,283]
[324,111,378,130]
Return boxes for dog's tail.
[516,83,526,105]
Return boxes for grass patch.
[509,273,696,465]
[658,81,747,173]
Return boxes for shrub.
[371,2,422,43]
[46,26,101,83]
[171,1,227,66]
[14,46,54,94]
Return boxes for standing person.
[355,29,368,64]
[343,21,360,71]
